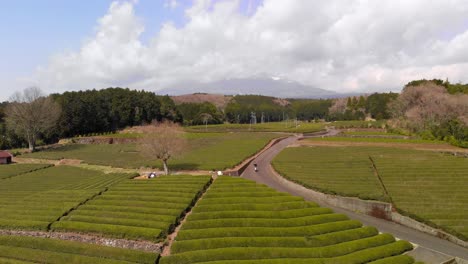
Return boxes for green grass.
[185,122,325,133]
[0,235,156,264]
[307,136,447,145]
[272,146,468,240]
[52,175,212,241]
[0,166,133,230]
[0,164,53,179]
[22,132,281,170]
[162,177,414,264]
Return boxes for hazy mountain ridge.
[158,77,353,99]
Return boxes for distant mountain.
[158,77,344,99]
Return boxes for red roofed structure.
[0,151,12,164]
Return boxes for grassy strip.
[0,235,155,263]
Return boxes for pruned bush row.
[189,207,333,220]
[0,235,156,264]
[0,166,136,231]
[172,226,378,253]
[53,175,212,241]
[163,234,400,264]
[193,201,318,213]
[0,164,53,180]
[177,220,362,240]
[52,221,163,241]
[172,241,413,264]
[182,214,349,229]
[165,177,414,263]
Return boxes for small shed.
[0,151,13,165]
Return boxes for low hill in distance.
[159,77,348,99]
[171,93,233,109]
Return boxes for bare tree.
[328,97,347,115]
[138,121,188,175]
[200,113,212,131]
[389,82,468,131]
[5,87,61,152]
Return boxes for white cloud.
[28,0,468,95]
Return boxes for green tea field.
[306,136,447,145]
[52,175,212,241]
[0,163,52,179]
[22,132,281,170]
[186,122,325,133]
[0,235,156,264]
[161,177,415,264]
[0,166,134,230]
[272,146,468,240]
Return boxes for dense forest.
[1,79,466,149]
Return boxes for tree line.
[1,79,466,150]
[0,88,181,150]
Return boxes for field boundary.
[270,165,468,249]
[160,176,215,256]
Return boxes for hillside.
[171,93,233,109]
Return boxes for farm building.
[0,151,13,164]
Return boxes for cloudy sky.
[1,0,468,101]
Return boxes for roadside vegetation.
[162,177,415,264]
[273,146,468,240]
[0,235,157,264]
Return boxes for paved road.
[241,133,468,261]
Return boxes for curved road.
[241,132,468,261]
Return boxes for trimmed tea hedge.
[52,175,212,241]
[0,235,156,264]
[162,177,415,263]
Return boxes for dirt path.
[160,176,216,256]
[0,229,162,252]
[241,133,468,260]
